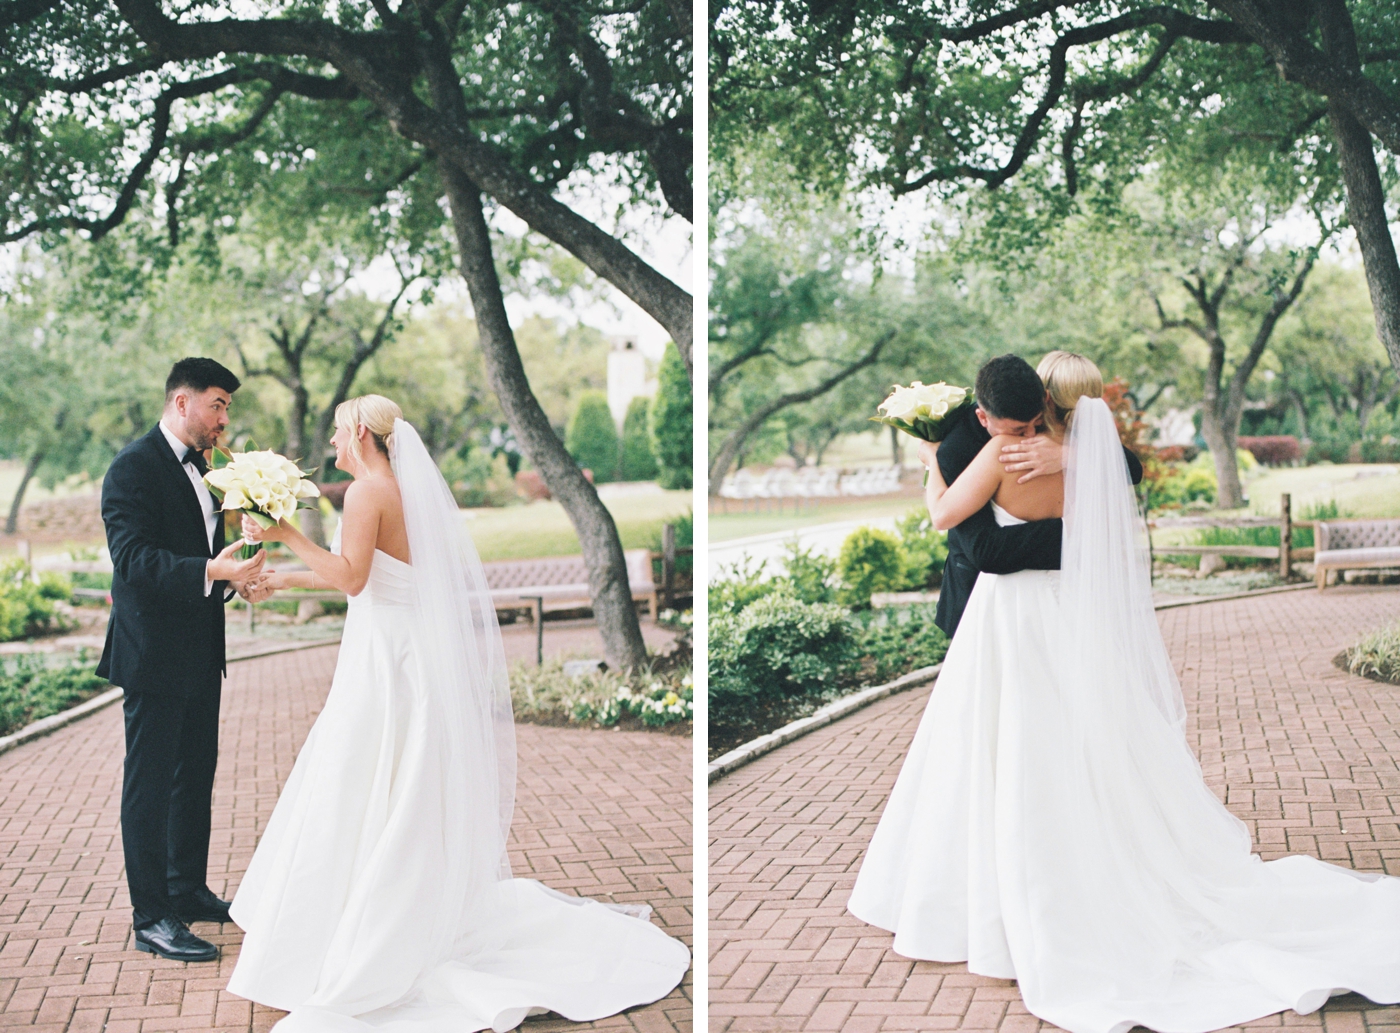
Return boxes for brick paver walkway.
[0,644,692,1033]
[710,585,1400,1033]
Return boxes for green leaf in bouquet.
[869,415,926,438]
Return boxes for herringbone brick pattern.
[710,585,1400,1033]
[0,644,692,1033]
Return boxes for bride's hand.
[914,439,940,470]
[241,512,290,544]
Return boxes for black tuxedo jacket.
[97,425,229,694]
[932,404,1143,638]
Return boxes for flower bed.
[0,651,109,737]
[509,647,693,735]
[1337,618,1400,685]
[708,516,950,759]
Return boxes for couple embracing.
[848,352,1400,1033]
[100,358,688,1032]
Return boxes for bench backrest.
[1317,519,1400,552]
[481,549,656,592]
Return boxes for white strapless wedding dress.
[227,533,689,1032]
[848,501,1400,1033]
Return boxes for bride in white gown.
[225,394,689,1032]
[848,353,1400,1033]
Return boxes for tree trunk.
[1327,101,1400,376]
[4,450,43,536]
[1287,389,1311,441]
[442,167,649,670]
[300,412,334,547]
[1200,405,1245,509]
[708,329,894,493]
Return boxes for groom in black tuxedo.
[98,358,273,961]
[929,354,1143,638]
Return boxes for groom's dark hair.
[975,354,1044,422]
[165,357,241,401]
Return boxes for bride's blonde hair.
[1037,351,1103,432]
[334,394,403,471]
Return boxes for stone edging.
[0,637,341,759]
[1151,580,1316,609]
[707,580,1328,785]
[707,663,943,784]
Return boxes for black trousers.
[121,675,222,929]
[933,553,977,639]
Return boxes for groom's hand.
[208,540,266,585]
[999,435,1063,483]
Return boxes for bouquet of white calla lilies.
[203,447,321,558]
[871,380,975,484]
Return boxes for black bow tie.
[182,446,209,475]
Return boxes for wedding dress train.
[227,421,688,1032]
[848,400,1400,1033]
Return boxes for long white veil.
[389,418,516,943]
[1061,397,1186,731]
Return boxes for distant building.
[606,334,656,428]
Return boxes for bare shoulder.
[345,478,399,503]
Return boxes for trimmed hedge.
[649,342,692,489]
[619,396,660,481]
[565,391,619,484]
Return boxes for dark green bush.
[709,556,780,617]
[851,604,950,686]
[894,510,947,589]
[837,526,905,608]
[649,342,692,489]
[565,390,619,484]
[781,540,838,604]
[619,396,660,481]
[0,654,109,736]
[709,592,856,711]
[0,561,74,642]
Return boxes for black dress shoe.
[134,918,219,962]
[171,887,233,925]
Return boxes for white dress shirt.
[159,420,218,597]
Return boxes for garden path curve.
[710,584,1400,1033]
[0,643,692,1033]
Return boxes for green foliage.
[836,527,906,608]
[894,510,947,590]
[648,510,694,574]
[709,593,857,709]
[708,540,838,620]
[650,342,693,489]
[0,562,74,642]
[781,540,839,605]
[1148,464,1218,511]
[850,605,950,687]
[565,391,619,484]
[0,654,108,737]
[619,396,660,481]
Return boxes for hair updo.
[334,394,403,471]
[1036,351,1103,432]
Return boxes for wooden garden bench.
[1314,519,1400,589]
[483,550,659,620]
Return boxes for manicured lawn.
[709,493,925,543]
[1234,463,1400,520]
[464,488,693,560]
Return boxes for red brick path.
[0,644,692,1033]
[710,585,1400,1033]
